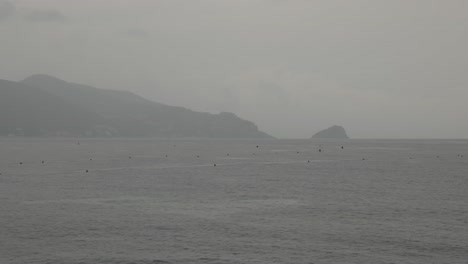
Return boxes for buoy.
[256,145,259,148]
[20,162,23,165]
[307,160,310,163]
[362,158,365,160]
[341,146,344,149]
[318,149,322,152]
[86,170,88,173]
[214,164,217,167]
[42,161,44,164]
[90,158,92,161]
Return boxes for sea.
[0,138,467,264]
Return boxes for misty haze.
[1,1,467,263]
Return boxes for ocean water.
[0,138,467,264]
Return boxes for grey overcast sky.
[1,0,467,138]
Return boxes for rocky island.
[312,125,349,139]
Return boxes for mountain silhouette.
[0,75,272,138]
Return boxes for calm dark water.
[0,138,467,264]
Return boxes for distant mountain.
[312,125,349,139]
[0,75,272,138]
[0,79,105,136]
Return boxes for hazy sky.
[1,0,467,138]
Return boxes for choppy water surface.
[0,138,467,264]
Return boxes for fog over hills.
[0,75,272,138]
[1,1,468,138]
